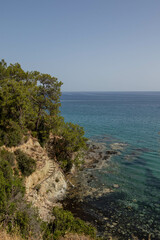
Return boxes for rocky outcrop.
[1,137,67,222]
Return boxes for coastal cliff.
[0,60,95,239]
[1,136,67,222]
[0,135,98,240]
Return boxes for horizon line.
[62,90,160,92]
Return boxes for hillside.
[1,136,67,222]
[0,59,96,240]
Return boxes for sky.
[1,0,160,91]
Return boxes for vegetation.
[43,207,96,240]
[0,59,62,145]
[0,59,90,239]
[0,59,87,166]
[0,149,41,239]
[50,122,87,172]
[15,150,36,177]
[0,149,15,166]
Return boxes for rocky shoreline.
[65,140,127,200]
[62,140,127,239]
[62,140,158,240]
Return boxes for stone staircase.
[26,159,56,198]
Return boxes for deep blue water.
[61,92,160,239]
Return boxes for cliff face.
[2,137,67,222]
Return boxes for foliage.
[4,202,42,239]
[0,150,41,239]
[0,59,90,239]
[13,205,41,239]
[0,59,62,146]
[50,122,88,172]
[0,150,25,221]
[0,122,23,147]
[15,150,36,177]
[0,58,87,157]
[0,158,24,213]
[14,211,30,238]
[0,149,15,166]
[42,207,96,240]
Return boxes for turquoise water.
[61,92,160,239]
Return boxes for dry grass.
[0,229,38,240]
[0,229,152,240]
[60,233,94,240]
[0,230,22,240]
[0,232,94,240]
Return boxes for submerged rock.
[113,184,119,188]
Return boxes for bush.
[0,129,4,146]
[0,151,41,239]
[0,149,15,166]
[0,123,23,147]
[15,211,30,238]
[15,150,36,177]
[49,122,88,172]
[42,207,96,240]
[5,202,42,239]
[0,155,25,219]
[4,129,23,147]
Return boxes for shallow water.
[61,92,160,239]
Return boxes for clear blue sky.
[1,0,160,91]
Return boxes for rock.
[106,150,118,155]
[113,184,119,188]
[102,188,112,194]
[110,142,127,151]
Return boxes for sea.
[60,91,160,240]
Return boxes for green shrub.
[0,155,25,218]
[42,207,96,240]
[0,154,41,238]
[0,127,40,236]
[15,150,36,177]
[0,123,23,147]
[6,203,42,239]
[15,211,30,238]
[49,122,88,172]
[0,149,15,166]
[0,129,4,146]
